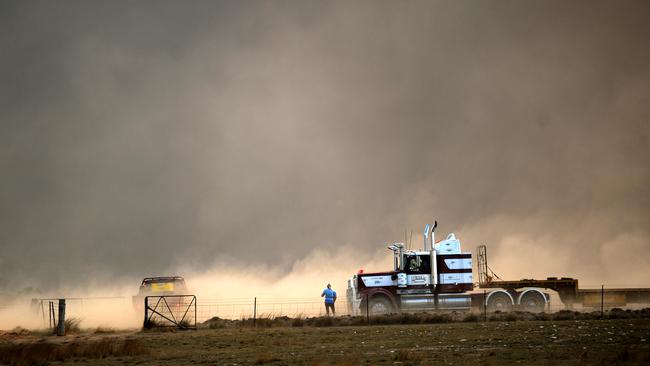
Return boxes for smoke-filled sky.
[1,0,649,292]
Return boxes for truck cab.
[347,224,474,315]
[348,222,558,315]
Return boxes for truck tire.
[369,296,393,315]
[519,290,546,313]
[487,291,513,312]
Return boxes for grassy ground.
[1,318,649,365]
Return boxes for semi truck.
[346,221,650,315]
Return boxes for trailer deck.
[476,245,650,307]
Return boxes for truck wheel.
[487,291,513,312]
[369,296,393,315]
[519,291,546,313]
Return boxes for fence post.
[483,290,487,322]
[366,293,369,325]
[49,301,54,330]
[56,299,66,336]
[39,300,45,327]
[143,296,149,328]
[253,297,257,328]
[601,285,604,319]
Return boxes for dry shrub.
[534,312,551,321]
[0,338,148,365]
[254,317,276,328]
[143,318,162,329]
[291,315,304,327]
[239,314,292,328]
[254,352,281,364]
[313,316,334,327]
[606,308,640,319]
[178,319,193,329]
[348,316,368,326]
[397,312,423,324]
[64,317,82,334]
[422,312,453,324]
[364,313,421,326]
[551,310,579,321]
[210,307,650,329]
[486,311,537,322]
[300,312,454,327]
[247,315,275,328]
[204,316,233,329]
[368,314,398,325]
[143,317,190,331]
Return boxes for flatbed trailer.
[477,245,650,308]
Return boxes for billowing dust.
[2,225,649,331]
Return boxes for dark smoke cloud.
[1,0,649,291]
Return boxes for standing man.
[321,283,337,316]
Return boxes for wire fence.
[27,296,351,327]
[195,298,350,321]
[23,286,650,329]
[31,297,129,329]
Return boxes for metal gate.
[144,295,197,329]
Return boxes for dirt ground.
[1,318,649,365]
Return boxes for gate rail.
[144,295,197,329]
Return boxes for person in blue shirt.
[321,283,337,316]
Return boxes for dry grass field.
[1,314,649,365]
